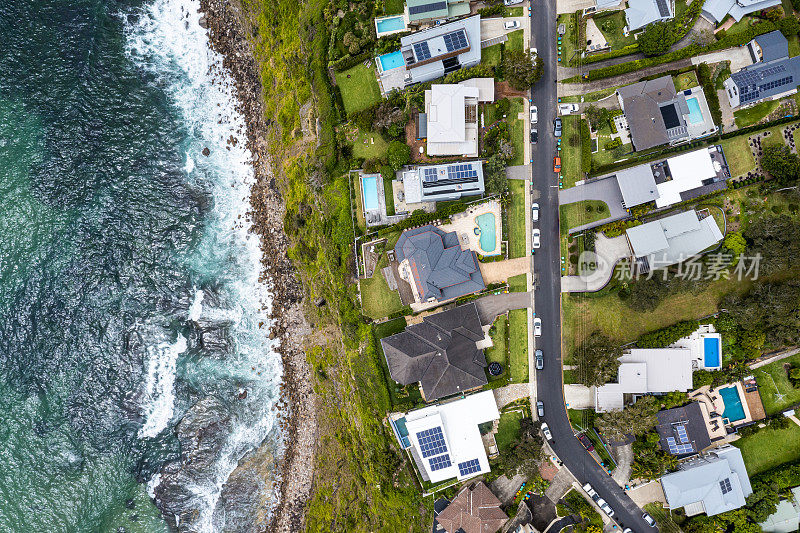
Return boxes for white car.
[531,203,539,222]
[530,105,538,124]
[533,317,542,336]
[504,20,520,30]
[541,422,553,441]
[504,0,524,4]
[532,228,541,248]
[601,503,615,517]
[643,512,656,527]
[530,47,538,57]
[582,483,597,499]
[559,103,579,115]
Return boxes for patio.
[441,199,503,257]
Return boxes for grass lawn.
[384,0,404,14]
[508,179,527,258]
[509,97,525,166]
[559,200,609,232]
[557,12,580,66]
[506,29,524,51]
[560,115,583,187]
[593,10,635,50]
[734,99,782,128]
[352,129,389,160]
[509,309,529,383]
[495,410,523,452]
[673,71,699,92]
[755,353,800,415]
[734,424,800,475]
[718,134,756,178]
[482,43,503,67]
[485,315,509,381]
[359,255,407,319]
[559,87,618,103]
[335,64,381,115]
[643,503,684,533]
[505,6,524,16]
[383,173,395,216]
[508,273,528,292]
[373,317,424,407]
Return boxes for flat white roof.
[405,390,500,483]
[427,84,479,143]
[458,78,495,103]
[656,149,717,208]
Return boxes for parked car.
[623,529,632,533]
[537,400,544,417]
[582,483,597,499]
[643,512,656,527]
[531,202,539,221]
[530,128,538,144]
[553,156,561,172]
[530,105,538,124]
[535,349,543,370]
[532,228,541,248]
[541,422,553,441]
[504,0,524,5]
[595,497,606,507]
[533,317,542,336]
[559,103,579,115]
[600,503,615,517]
[504,20,520,30]
[530,47,538,57]
[553,117,562,137]
[577,433,594,451]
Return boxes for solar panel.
[655,0,670,17]
[676,424,690,443]
[443,29,468,53]
[408,1,448,15]
[446,163,478,181]
[666,436,694,455]
[458,458,481,476]
[413,42,431,61]
[429,454,452,471]
[423,167,438,182]
[417,427,448,458]
[720,478,732,494]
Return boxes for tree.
[574,333,622,387]
[502,418,544,479]
[596,396,660,441]
[502,50,543,90]
[777,14,800,39]
[761,144,800,184]
[743,216,800,275]
[484,154,509,193]
[386,141,410,171]
[584,105,609,130]
[631,432,678,480]
[638,21,675,56]
[723,231,746,256]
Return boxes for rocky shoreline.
[194,0,316,531]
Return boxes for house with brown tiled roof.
[436,482,508,533]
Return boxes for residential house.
[759,486,800,533]
[379,15,482,94]
[595,348,695,412]
[388,391,501,483]
[393,224,485,304]
[661,445,753,516]
[406,0,471,25]
[396,161,485,210]
[701,0,781,25]
[625,209,723,273]
[380,302,488,401]
[436,481,508,533]
[616,76,716,151]
[625,0,674,31]
[655,403,713,457]
[724,31,800,109]
[424,84,481,156]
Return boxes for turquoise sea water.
[0,1,282,531]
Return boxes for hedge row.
[330,48,375,72]
[697,64,723,127]
[580,119,592,173]
[583,45,639,65]
[636,319,701,348]
[376,200,468,235]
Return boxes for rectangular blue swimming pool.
[376,16,405,34]
[378,50,404,72]
[720,385,746,422]
[686,97,704,125]
[704,337,721,368]
[362,175,380,211]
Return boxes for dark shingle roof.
[617,76,686,151]
[655,402,712,457]
[380,303,488,401]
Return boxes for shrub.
[477,4,504,16]
[637,320,701,348]
[604,138,622,150]
[580,119,592,173]
[387,141,410,171]
[697,64,723,126]
[638,21,675,56]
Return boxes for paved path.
[558,177,628,233]
[493,383,531,409]
[749,347,800,369]
[718,88,736,131]
[491,473,527,505]
[480,257,531,284]
[561,233,630,293]
[507,164,532,180]
[474,290,533,325]
[544,468,577,502]
[692,46,753,72]
[610,443,632,487]
[789,414,800,427]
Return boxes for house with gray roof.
[759,486,800,533]
[395,224,485,303]
[625,0,674,31]
[398,161,485,206]
[724,31,800,109]
[405,0,470,24]
[380,303,488,401]
[661,445,752,517]
[701,0,781,25]
[655,403,712,457]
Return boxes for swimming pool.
[475,213,496,253]
[378,50,405,72]
[362,175,380,211]
[704,337,721,368]
[686,97,704,125]
[720,385,746,422]
[375,15,406,35]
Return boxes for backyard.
[359,255,407,319]
[508,179,527,258]
[384,0,404,14]
[718,134,755,178]
[351,129,389,160]
[673,70,699,92]
[509,309,529,382]
[335,63,381,115]
[755,353,800,415]
[734,423,800,475]
[373,317,424,407]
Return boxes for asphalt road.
[528,4,658,533]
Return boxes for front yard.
[335,63,381,115]
[558,12,581,66]
[495,410,523,452]
[754,353,800,415]
[509,97,525,166]
[508,179,527,258]
[734,99,784,129]
[482,43,503,67]
[592,10,635,50]
[506,29,524,51]
[560,115,583,188]
[559,200,609,232]
[485,315,509,382]
[509,309,529,382]
[734,423,800,475]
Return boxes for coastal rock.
[202,147,210,156]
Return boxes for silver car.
[537,400,544,417]
[535,349,543,370]
[541,422,553,441]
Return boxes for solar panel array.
[655,0,671,17]
[720,478,732,495]
[675,424,690,443]
[417,427,448,458]
[759,76,794,93]
[408,1,447,15]
[447,163,478,181]
[423,167,439,182]
[414,42,432,61]
[457,459,481,477]
[429,454,452,471]
[443,29,468,53]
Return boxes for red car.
[578,433,595,451]
[553,156,561,173]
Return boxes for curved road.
[528,2,658,532]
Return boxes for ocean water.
[0,1,283,531]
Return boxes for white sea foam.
[138,336,187,439]
[125,0,284,530]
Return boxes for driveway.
[491,473,527,505]
[474,290,532,325]
[559,58,694,95]
[481,18,526,41]
[557,0,598,13]
[507,164,532,180]
[692,46,753,71]
[564,385,594,409]
[610,443,633,487]
[627,480,667,507]
[493,383,530,409]
[480,257,531,284]
[561,233,630,293]
[558,177,628,233]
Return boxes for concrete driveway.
[506,164,532,180]
[564,384,594,409]
[628,480,667,507]
[692,46,753,71]
[480,257,531,284]
[558,177,628,233]
[481,18,526,41]
[561,233,630,293]
[473,291,532,325]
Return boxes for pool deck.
[690,381,757,442]
[441,199,502,257]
